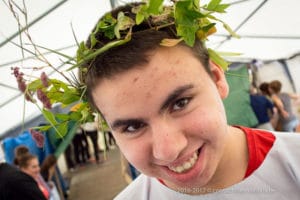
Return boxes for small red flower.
[37,89,52,109]
[29,129,45,148]
[11,67,20,78]
[40,72,49,87]
[17,77,27,93]
[12,67,28,93]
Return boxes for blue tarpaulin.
[3,130,54,164]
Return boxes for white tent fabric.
[0,0,299,136]
[207,0,300,61]
[0,0,112,135]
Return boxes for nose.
[151,119,187,163]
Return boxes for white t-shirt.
[114,131,300,200]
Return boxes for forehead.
[92,46,208,119]
[28,157,38,164]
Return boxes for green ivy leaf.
[177,25,197,46]
[95,13,116,40]
[76,42,90,63]
[214,4,230,13]
[69,111,82,121]
[193,0,200,10]
[114,12,135,39]
[132,4,147,25]
[49,79,70,90]
[90,33,98,48]
[136,11,146,25]
[97,13,116,29]
[56,122,68,137]
[42,108,57,126]
[207,0,222,10]
[175,0,205,46]
[27,79,43,91]
[55,113,70,121]
[205,0,229,13]
[208,48,229,71]
[47,89,63,102]
[61,91,80,105]
[147,0,164,14]
[202,23,216,32]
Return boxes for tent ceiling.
[206,0,300,61]
[0,0,299,135]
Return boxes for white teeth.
[184,162,191,169]
[168,152,198,173]
[175,166,184,173]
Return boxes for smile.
[168,149,200,173]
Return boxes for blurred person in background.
[40,155,61,200]
[249,85,275,131]
[0,161,47,200]
[15,153,50,199]
[269,80,300,132]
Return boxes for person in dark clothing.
[0,162,47,200]
[81,122,101,163]
[250,86,275,131]
[72,127,91,165]
[105,131,116,147]
[250,94,275,130]
[64,144,76,170]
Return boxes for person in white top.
[81,120,101,163]
[81,1,300,199]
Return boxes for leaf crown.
[75,0,238,75]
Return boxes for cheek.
[30,167,36,174]
[115,135,151,171]
[181,105,227,142]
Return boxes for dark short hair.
[13,145,30,165]
[84,3,210,111]
[259,82,270,96]
[14,153,37,168]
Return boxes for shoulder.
[251,95,271,103]
[0,163,23,180]
[263,131,300,175]
[251,131,300,196]
[0,164,37,185]
[271,131,300,151]
[114,174,150,200]
[238,126,276,145]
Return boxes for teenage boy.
[82,3,300,199]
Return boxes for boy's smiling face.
[92,45,230,191]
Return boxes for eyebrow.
[159,84,194,112]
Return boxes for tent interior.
[0,0,300,176]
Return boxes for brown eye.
[172,98,190,111]
[123,122,145,133]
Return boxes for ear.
[209,60,229,99]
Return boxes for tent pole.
[278,60,297,93]
[0,0,69,48]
